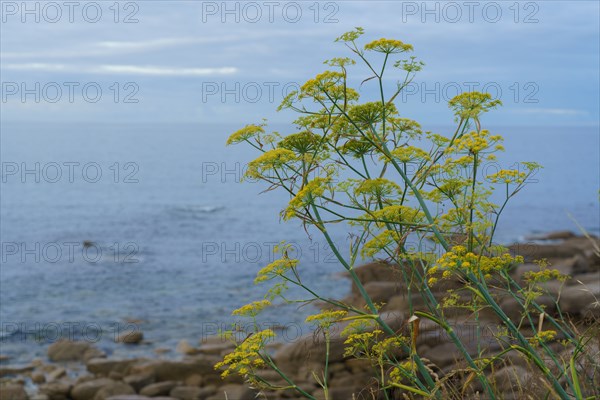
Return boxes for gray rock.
[195,344,233,357]
[93,383,135,400]
[31,372,46,384]
[139,381,179,397]
[363,281,404,303]
[115,332,143,345]
[169,386,212,400]
[175,341,200,356]
[349,261,404,295]
[0,384,28,400]
[527,231,576,241]
[421,342,465,368]
[0,365,34,377]
[182,375,203,387]
[205,385,254,400]
[47,340,103,362]
[129,359,218,382]
[38,381,72,400]
[108,372,124,381]
[106,397,152,400]
[86,359,142,377]
[559,282,600,316]
[71,378,115,400]
[47,367,66,382]
[123,374,154,392]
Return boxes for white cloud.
[0,30,326,60]
[0,63,71,72]
[1,63,238,76]
[0,36,245,60]
[96,65,237,76]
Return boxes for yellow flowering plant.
[217,28,596,399]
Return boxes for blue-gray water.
[1,123,598,363]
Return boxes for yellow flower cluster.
[341,139,374,158]
[344,329,378,344]
[523,268,568,284]
[389,360,415,383]
[343,329,383,357]
[278,131,322,154]
[255,257,298,283]
[361,230,402,258]
[530,330,557,345]
[389,117,423,139]
[226,124,264,145]
[427,131,450,146]
[305,310,348,328]
[340,318,378,337]
[214,329,275,378]
[246,148,296,179]
[294,114,330,131]
[429,246,523,281]
[427,277,439,286]
[448,91,502,119]
[450,130,502,154]
[487,169,527,184]
[439,179,468,193]
[348,102,397,125]
[354,178,401,198]
[364,38,413,54]
[324,57,356,67]
[322,84,360,103]
[300,70,344,100]
[389,366,404,383]
[232,299,271,317]
[335,27,364,43]
[367,205,425,228]
[437,208,468,234]
[371,335,406,357]
[284,177,329,220]
[390,145,430,163]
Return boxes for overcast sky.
[1,1,598,126]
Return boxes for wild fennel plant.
[216,28,595,399]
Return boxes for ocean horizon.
[1,122,599,364]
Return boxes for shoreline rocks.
[114,332,144,345]
[47,341,105,363]
[1,231,598,399]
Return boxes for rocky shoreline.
[1,231,599,400]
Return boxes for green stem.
[468,153,478,252]
[323,330,330,400]
[470,276,572,399]
[309,202,437,394]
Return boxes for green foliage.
[217,29,597,400]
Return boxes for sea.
[1,122,598,364]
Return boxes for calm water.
[1,123,598,363]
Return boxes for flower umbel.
[364,38,413,54]
[306,310,348,329]
[245,148,296,180]
[255,257,299,283]
[448,92,502,120]
[232,300,271,317]
[226,124,264,146]
[285,177,330,220]
[214,329,275,380]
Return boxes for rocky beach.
[1,231,599,400]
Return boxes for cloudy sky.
[1,1,598,126]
